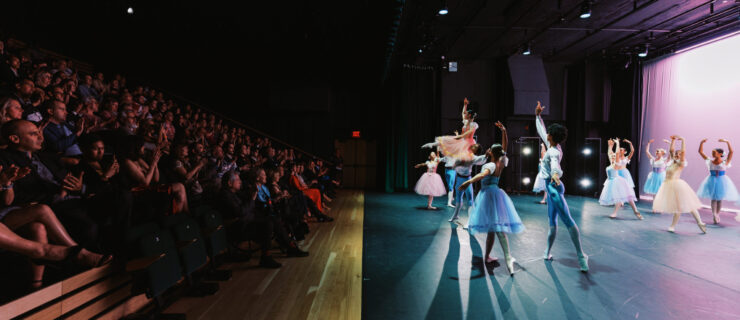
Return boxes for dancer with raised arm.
[653,136,707,233]
[600,139,642,219]
[460,121,524,276]
[609,138,636,190]
[696,138,739,224]
[533,143,548,204]
[643,139,668,196]
[535,101,588,272]
[422,98,478,162]
[413,151,447,210]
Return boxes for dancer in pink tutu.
[413,151,447,210]
[422,97,478,162]
[653,135,707,233]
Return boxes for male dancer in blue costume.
[535,101,588,272]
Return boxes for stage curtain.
[384,65,440,192]
[639,33,740,208]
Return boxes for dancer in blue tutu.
[459,121,523,276]
[643,139,668,196]
[609,138,636,190]
[534,101,588,272]
[697,138,739,224]
[601,139,642,219]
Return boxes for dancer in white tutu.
[643,139,669,196]
[609,138,636,190]
[413,151,447,210]
[459,121,523,275]
[422,98,478,162]
[533,143,548,204]
[697,138,739,224]
[653,135,706,233]
[600,139,642,219]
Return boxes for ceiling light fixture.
[580,2,592,19]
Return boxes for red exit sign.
[352,131,361,138]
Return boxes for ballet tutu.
[468,185,525,234]
[436,135,474,162]
[617,168,635,189]
[414,173,447,197]
[696,174,740,201]
[532,178,546,192]
[653,179,703,214]
[599,176,637,205]
[643,171,666,195]
[445,169,456,192]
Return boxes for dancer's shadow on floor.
[414,206,440,210]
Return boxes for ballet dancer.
[533,143,548,204]
[413,151,448,210]
[653,136,706,233]
[448,144,487,222]
[439,151,457,207]
[643,139,668,196]
[535,101,588,272]
[600,139,642,219]
[697,138,739,224]
[609,138,636,191]
[460,121,524,275]
[422,97,478,162]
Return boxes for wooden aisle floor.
[164,190,364,320]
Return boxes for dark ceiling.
[0,0,398,112]
[393,0,740,64]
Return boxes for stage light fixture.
[638,45,648,58]
[522,43,531,55]
[438,7,449,15]
[580,178,592,188]
[127,7,134,15]
[522,177,531,185]
[418,48,423,53]
[522,146,532,155]
[579,2,591,19]
[582,147,592,156]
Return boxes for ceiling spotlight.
[127,7,134,15]
[522,146,532,155]
[580,178,592,188]
[418,48,423,53]
[638,45,649,58]
[579,2,592,19]
[522,43,531,55]
[438,7,449,15]
[522,177,531,185]
[582,147,592,156]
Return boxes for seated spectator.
[0,164,112,291]
[0,97,24,124]
[42,100,83,156]
[216,170,308,269]
[77,74,99,101]
[290,162,329,213]
[119,135,189,215]
[0,54,21,92]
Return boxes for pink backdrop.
[639,32,740,210]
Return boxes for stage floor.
[363,192,740,320]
